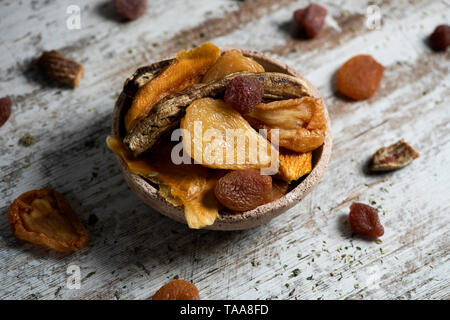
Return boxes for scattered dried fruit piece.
[0,96,12,127]
[293,3,328,38]
[152,279,200,300]
[181,98,276,170]
[368,139,419,172]
[214,169,273,211]
[114,0,147,21]
[202,49,265,83]
[348,203,384,238]
[246,97,326,152]
[35,50,84,88]
[8,189,88,252]
[428,24,450,51]
[337,54,384,100]
[124,42,220,132]
[276,148,312,182]
[224,75,264,114]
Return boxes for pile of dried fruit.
[108,42,327,229]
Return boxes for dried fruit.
[214,169,273,211]
[8,189,88,252]
[35,50,83,88]
[293,3,328,38]
[337,55,384,100]
[152,279,200,300]
[124,42,220,132]
[428,24,450,51]
[0,96,12,127]
[276,148,312,182]
[202,49,265,83]
[181,98,276,170]
[368,139,419,172]
[114,0,147,21]
[245,97,326,152]
[224,75,264,114]
[348,203,384,238]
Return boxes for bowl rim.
[111,46,332,230]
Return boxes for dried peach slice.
[181,98,276,170]
[277,148,312,182]
[124,42,220,131]
[246,97,326,152]
[152,279,200,300]
[202,49,264,83]
[8,189,88,252]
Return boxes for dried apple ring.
[8,189,88,252]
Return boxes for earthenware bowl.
[111,47,332,230]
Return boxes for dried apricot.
[202,49,265,83]
[114,0,147,21]
[214,169,272,211]
[337,55,384,100]
[348,203,384,238]
[245,97,326,152]
[8,189,88,252]
[152,279,200,300]
[293,3,328,38]
[276,148,312,182]
[0,96,12,127]
[224,75,263,114]
[368,139,419,172]
[428,24,450,51]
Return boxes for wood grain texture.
[0,0,449,300]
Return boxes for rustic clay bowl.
[111,47,332,230]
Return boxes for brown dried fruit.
[276,148,312,182]
[428,24,450,51]
[293,3,328,38]
[224,75,264,114]
[202,49,265,83]
[348,203,384,238]
[214,169,273,212]
[368,139,419,172]
[337,54,384,100]
[35,50,84,88]
[124,42,220,131]
[114,0,147,21]
[152,279,200,300]
[0,96,12,127]
[8,189,88,252]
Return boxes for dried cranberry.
[293,3,328,38]
[348,203,384,238]
[428,25,450,51]
[0,96,12,127]
[224,76,263,114]
[114,0,147,21]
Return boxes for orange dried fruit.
[8,189,88,252]
[337,54,384,100]
[124,42,220,132]
[152,279,200,300]
[246,97,326,152]
[277,148,312,182]
[202,49,264,83]
[214,169,273,212]
[181,98,276,170]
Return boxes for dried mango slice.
[8,189,88,252]
[202,49,265,83]
[124,42,220,132]
[276,149,312,182]
[180,98,277,170]
[246,97,326,152]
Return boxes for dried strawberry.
[0,96,12,127]
[428,24,450,51]
[114,0,147,21]
[293,3,328,38]
[224,76,263,114]
[348,203,384,238]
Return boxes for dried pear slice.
[124,71,314,157]
[181,98,276,170]
[124,42,220,132]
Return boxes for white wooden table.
[0,0,449,300]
